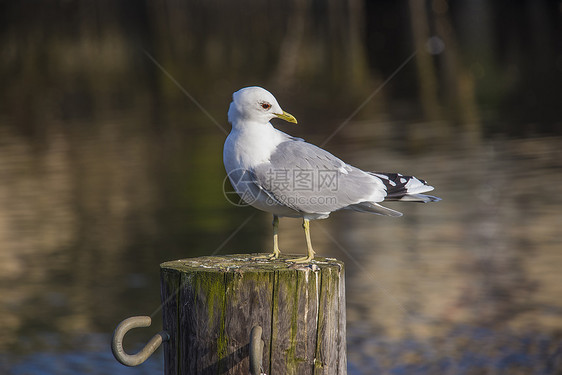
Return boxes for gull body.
[223,86,439,262]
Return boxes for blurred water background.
[1,1,561,374]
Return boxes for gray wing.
[251,140,387,214]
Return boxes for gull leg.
[253,215,281,260]
[287,218,316,263]
[271,215,281,259]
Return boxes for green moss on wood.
[160,254,345,374]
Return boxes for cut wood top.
[160,254,344,274]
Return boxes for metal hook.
[111,315,169,367]
[249,325,265,375]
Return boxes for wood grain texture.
[161,268,180,375]
[160,254,346,375]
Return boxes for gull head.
[228,86,297,127]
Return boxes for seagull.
[223,86,440,263]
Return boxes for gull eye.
[261,102,272,110]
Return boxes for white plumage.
[223,86,440,262]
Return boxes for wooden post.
[160,254,346,375]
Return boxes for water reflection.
[1,0,561,374]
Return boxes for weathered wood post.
[160,254,346,375]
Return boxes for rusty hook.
[111,315,169,367]
[249,325,265,375]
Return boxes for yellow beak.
[274,111,298,124]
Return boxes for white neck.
[225,120,285,168]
